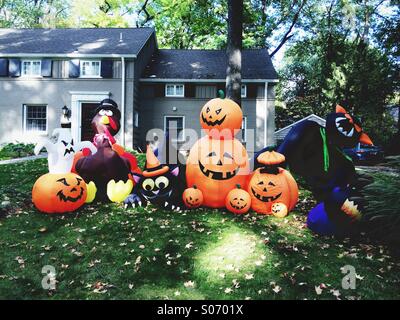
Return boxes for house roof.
[275,114,326,140]
[142,49,278,80]
[0,28,154,56]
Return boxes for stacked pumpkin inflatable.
[248,151,299,217]
[185,97,251,210]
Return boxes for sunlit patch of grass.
[194,226,274,284]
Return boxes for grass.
[0,159,399,300]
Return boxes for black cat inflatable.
[256,105,374,235]
[124,145,185,210]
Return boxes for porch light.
[61,105,71,128]
[62,105,70,117]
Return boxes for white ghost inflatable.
[34,128,97,174]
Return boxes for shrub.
[0,142,35,160]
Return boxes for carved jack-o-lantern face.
[182,185,203,208]
[32,173,87,214]
[225,185,251,214]
[198,149,240,181]
[186,136,250,208]
[200,98,243,138]
[250,173,283,203]
[248,167,298,215]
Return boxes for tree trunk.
[226,0,243,107]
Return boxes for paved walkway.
[0,154,47,165]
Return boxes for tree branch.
[136,0,154,27]
[269,0,306,57]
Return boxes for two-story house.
[0,28,278,154]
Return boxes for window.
[24,105,47,133]
[165,84,185,97]
[80,60,101,77]
[195,85,217,98]
[241,84,247,98]
[21,60,41,77]
[241,116,247,142]
[134,111,139,128]
[164,116,185,142]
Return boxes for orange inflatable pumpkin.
[186,136,250,208]
[200,98,243,139]
[182,185,203,209]
[32,172,87,213]
[248,151,298,216]
[225,184,251,214]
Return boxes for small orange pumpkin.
[248,151,298,215]
[186,136,250,208]
[200,98,243,139]
[32,172,87,213]
[182,185,203,208]
[225,184,251,214]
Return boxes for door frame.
[70,91,110,142]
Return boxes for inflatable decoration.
[225,184,251,214]
[182,185,203,209]
[248,150,298,217]
[34,128,96,174]
[255,105,373,233]
[200,96,243,139]
[32,128,97,213]
[186,135,250,208]
[307,203,337,236]
[124,145,185,210]
[186,95,250,209]
[32,172,87,213]
[74,99,140,202]
[107,179,134,203]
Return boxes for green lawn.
[0,159,399,300]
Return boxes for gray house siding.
[0,77,134,144]
[138,82,276,156]
[132,33,157,148]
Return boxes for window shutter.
[247,84,257,99]
[8,59,21,77]
[185,83,195,98]
[69,59,80,78]
[101,59,113,78]
[154,83,165,97]
[0,58,8,77]
[41,59,53,77]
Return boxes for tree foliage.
[1,0,398,146]
[277,0,399,147]
[0,0,69,28]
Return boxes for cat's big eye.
[142,179,155,191]
[155,176,169,189]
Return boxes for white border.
[242,116,247,143]
[21,59,42,78]
[165,83,185,97]
[70,91,110,142]
[164,115,185,143]
[79,60,102,78]
[23,104,48,135]
[241,84,247,98]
